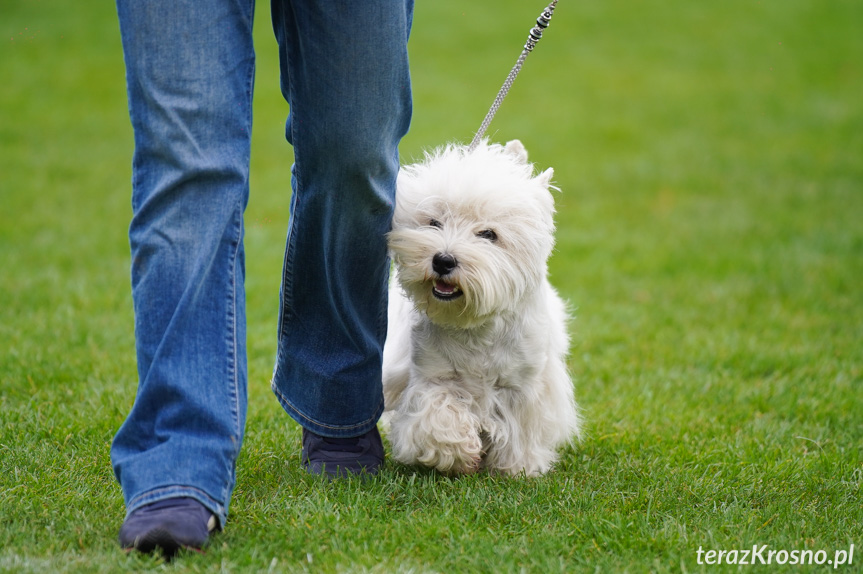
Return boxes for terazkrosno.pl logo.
[695,544,854,567]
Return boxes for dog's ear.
[504,140,529,164]
[537,167,555,189]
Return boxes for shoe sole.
[123,529,204,560]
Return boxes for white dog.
[382,139,581,476]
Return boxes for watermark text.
[696,544,854,568]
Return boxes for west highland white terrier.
[382,139,581,476]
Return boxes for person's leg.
[111,0,255,532]
[270,0,413,441]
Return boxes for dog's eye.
[477,229,498,242]
[428,219,443,229]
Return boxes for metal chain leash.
[468,0,559,152]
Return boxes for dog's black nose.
[432,253,458,276]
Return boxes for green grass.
[1,0,861,571]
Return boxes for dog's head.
[389,139,557,328]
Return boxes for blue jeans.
[111,0,413,527]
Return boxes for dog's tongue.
[434,280,456,294]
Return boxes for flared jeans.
[110,0,413,527]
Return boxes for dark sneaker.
[302,426,384,478]
[119,497,217,559]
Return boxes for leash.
[468,0,560,152]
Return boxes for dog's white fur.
[382,139,581,476]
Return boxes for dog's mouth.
[432,279,463,301]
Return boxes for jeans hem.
[270,378,384,438]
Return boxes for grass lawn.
[1,0,861,572]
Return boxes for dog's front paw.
[416,431,483,475]
[388,384,484,475]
